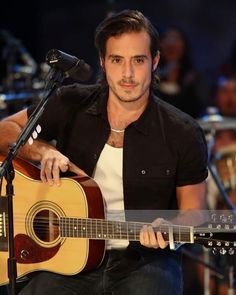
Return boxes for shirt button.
[93,153,98,160]
[166,169,170,176]
[141,169,146,175]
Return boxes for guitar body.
[0,155,105,286]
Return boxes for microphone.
[45,49,92,81]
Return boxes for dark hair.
[94,10,160,86]
[95,9,160,60]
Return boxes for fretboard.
[59,217,193,243]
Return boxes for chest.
[107,131,124,148]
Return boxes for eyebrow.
[107,54,148,59]
[108,54,122,59]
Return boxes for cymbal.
[197,114,236,130]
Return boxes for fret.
[127,222,136,241]
[70,218,73,237]
[86,219,88,238]
[107,221,113,239]
[88,219,91,239]
[106,220,109,238]
[102,220,107,239]
[72,218,75,237]
[65,217,68,237]
[96,218,97,239]
[86,219,89,238]
[119,221,122,239]
[81,218,86,238]
[75,218,78,237]
[97,219,102,239]
[112,220,115,239]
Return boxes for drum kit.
[197,106,236,198]
[194,108,236,295]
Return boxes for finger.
[40,159,47,183]
[52,158,61,186]
[60,162,69,173]
[139,229,144,245]
[147,226,159,249]
[156,231,168,249]
[141,225,151,248]
[140,225,150,247]
[152,218,165,228]
[44,158,54,185]
[68,162,87,176]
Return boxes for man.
[0,10,207,295]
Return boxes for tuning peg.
[220,214,227,223]
[220,248,227,255]
[210,213,217,222]
[212,248,218,255]
[208,241,213,247]
[228,215,234,223]
[228,248,235,255]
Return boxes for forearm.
[0,120,56,162]
[170,209,208,226]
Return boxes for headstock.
[194,213,236,255]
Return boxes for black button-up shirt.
[28,83,208,213]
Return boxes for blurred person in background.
[210,75,236,117]
[154,26,208,118]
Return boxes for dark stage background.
[1,0,236,88]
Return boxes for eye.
[111,57,122,64]
[134,57,145,64]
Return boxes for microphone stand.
[0,67,65,295]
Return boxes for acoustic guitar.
[0,155,235,286]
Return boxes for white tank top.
[93,144,129,249]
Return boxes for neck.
[107,90,149,129]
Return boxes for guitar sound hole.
[33,210,59,242]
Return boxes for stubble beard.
[110,83,150,103]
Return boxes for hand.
[40,148,87,186]
[139,218,169,249]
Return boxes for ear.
[99,56,105,71]
[152,51,160,72]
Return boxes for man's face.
[102,30,159,103]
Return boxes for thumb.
[68,162,88,177]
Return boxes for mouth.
[119,83,137,90]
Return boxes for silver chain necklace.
[110,128,125,133]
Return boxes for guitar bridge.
[0,197,8,251]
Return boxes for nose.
[122,60,134,79]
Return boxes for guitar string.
[3,218,233,243]
[4,216,235,233]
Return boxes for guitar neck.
[59,217,194,243]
